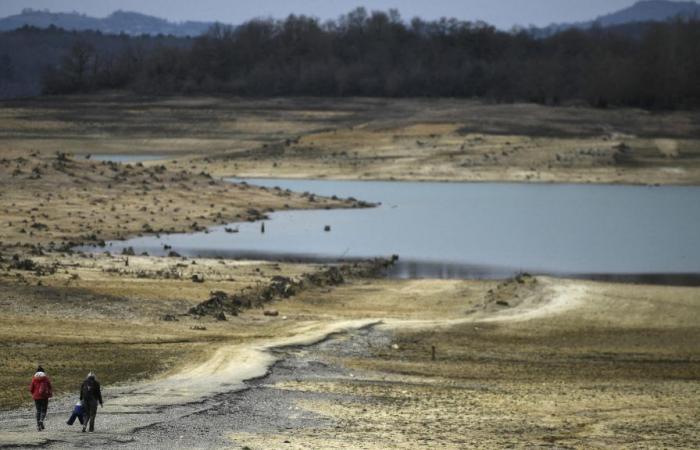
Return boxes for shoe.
[89,429,94,432]
[37,424,42,431]
[39,422,44,430]
[82,426,86,432]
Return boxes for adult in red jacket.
[28,366,53,431]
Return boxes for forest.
[3,8,699,108]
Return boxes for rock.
[496,300,510,307]
[192,274,205,283]
[324,225,331,232]
[9,256,36,271]
[391,343,400,350]
[161,314,178,322]
[264,310,279,317]
[190,325,207,331]
[168,250,181,258]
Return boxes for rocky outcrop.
[188,259,393,318]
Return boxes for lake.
[81,154,168,163]
[78,178,700,282]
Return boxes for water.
[81,154,168,163]
[80,179,700,281]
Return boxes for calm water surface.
[82,179,700,280]
[81,154,168,163]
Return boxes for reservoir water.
[81,179,700,281]
[81,154,168,163]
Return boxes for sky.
[0,0,647,29]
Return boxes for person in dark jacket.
[79,372,103,432]
[28,366,53,431]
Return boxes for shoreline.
[223,173,700,187]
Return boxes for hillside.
[0,9,213,37]
[538,0,700,36]
[596,0,700,26]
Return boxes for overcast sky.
[0,0,646,29]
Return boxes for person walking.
[79,372,103,432]
[28,366,53,431]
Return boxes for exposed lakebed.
[76,176,700,282]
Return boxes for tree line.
[34,9,700,108]
[0,25,189,98]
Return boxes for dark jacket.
[80,377,103,405]
[29,372,53,401]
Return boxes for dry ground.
[1,95,699,185]
[1,249,698,447]
[0,152,360,253]
[0,252,333,410]
[231,277,700,449]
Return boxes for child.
[66,400,85,426]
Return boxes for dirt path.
[377,277,587,331]
[0,319,378,448]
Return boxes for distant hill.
[537,0,700,36]
[4,2,699,38]
[0,9,214,37]
[0,27,191,98]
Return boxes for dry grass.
[0,251,335,411]
[0,340,208,411]
[232,277,700,449]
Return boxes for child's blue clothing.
[66,402,85,425]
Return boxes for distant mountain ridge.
[539,0,700,36]
[0,8,214,37]
[1,1,699,37]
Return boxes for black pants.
[34,399,48,425]
[83,401,98,431]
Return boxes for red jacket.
[29,372,53,400]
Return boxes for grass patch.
[0,341,206,410]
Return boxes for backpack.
[82,379,96,400]
[38,379,50,398]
